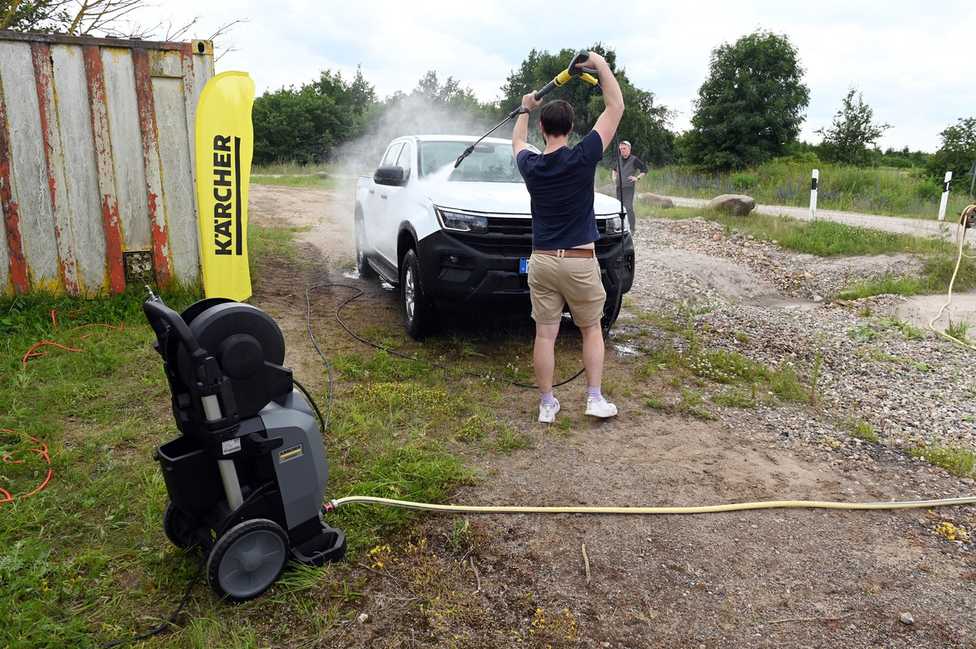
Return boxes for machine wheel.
[206,518,289,602]
[601,289,623,332]
[355,214,375,279]
[163,502,197,550]
[399,249,435,340]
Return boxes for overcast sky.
[139,0,974,152]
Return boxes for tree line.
[253,34,973,193]
[4,9,972,192]
[252,43,675,170]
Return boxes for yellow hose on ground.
[327,494,976,515]
[929,203,976,350]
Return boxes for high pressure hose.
[304,282,585,392]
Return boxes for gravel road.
[665,195,960,239]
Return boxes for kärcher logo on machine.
[212,134,242,256]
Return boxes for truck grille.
[446,215,622,256]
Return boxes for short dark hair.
[539,100,574,137]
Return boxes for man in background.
[611,140,647,232]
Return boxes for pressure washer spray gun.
[454,50,601,168]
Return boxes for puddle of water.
[613,342,640,357]
[750,296,820,311]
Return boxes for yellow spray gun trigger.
[533,51,600,101]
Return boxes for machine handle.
[143,295,201,354]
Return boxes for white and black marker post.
[938,171,952,221]
[809,169,819,220]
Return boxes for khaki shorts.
[527,253,607,327]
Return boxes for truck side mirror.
[374,166,407,186]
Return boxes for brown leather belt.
[532,248,595,258]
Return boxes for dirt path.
[665,195,956,239]
[248,184,976,648]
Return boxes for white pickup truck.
[354,134,635,339]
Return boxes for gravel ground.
[636,217,923,301]
[629,217,976,460]
[666,195,955,239]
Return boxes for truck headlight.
[436,209,488,233]
[604,216,625,234]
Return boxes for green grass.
[621,160,974,220]
[676,389,716,421]
[712,386,757,409]
[946,319,971,343]
[849,316,925,343]
[844,418,880,443]
[0,224,527,648]
[634,313,816,413]
[910,445,976,477]
[251,174,337,189]
[838,254,976,300]
[253,161,335,176]
[251,162,339,190]
[248,223,308,268]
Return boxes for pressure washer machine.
[143,292,345,601]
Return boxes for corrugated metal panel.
[0,30,213,295]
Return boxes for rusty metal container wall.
[0,31,214,296]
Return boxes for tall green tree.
[816,89,890,165]
[684,31,810,170]
[252,68,376,164]
[501,45,674,164]
[927,117,976,195]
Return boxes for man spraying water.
[512,51,625,424]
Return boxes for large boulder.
[637,192,674,208]
[707,194,755,216]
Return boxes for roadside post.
[969,161,975,198]
[809,169,819,220]
[938,171,952,221]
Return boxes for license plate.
[519,257,528,274]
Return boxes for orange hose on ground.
[0,428,53,505]
[20,310,124,368]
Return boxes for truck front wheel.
[355,215,375,279]
[399,249,434,340]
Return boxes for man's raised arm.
[512,92,541,157]
[586,53,624,151]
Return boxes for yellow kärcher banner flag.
[195,71,255,301]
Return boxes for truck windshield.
[419,141,524,183]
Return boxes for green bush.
[730,172,759,191]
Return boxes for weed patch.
[910,445,976,477]
[712,386,758,408]
[838,254,976,300]
[844,418,880,443]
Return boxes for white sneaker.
[538,398,560,424]
[585,396,618,418]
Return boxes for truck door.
[378,141,414,265]
[368,142,404,267]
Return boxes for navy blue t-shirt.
[516,130,604,249]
